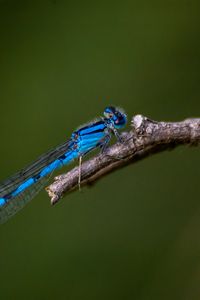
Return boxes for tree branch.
[46,115,200,205]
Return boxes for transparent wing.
[0,176,50,224]
[0,140,71,197]
[0,139,72,224]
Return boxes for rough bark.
[46,115,200,205]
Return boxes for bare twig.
[46,115,200,205]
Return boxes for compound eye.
[104,111,113,119]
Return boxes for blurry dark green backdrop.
[0,1,200,299]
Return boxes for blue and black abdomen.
[0,107,127,223]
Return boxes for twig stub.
[46,115,200,205]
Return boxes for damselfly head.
[104,106,127,129]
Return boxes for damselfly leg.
[78,156,82,191]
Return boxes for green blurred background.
[0,0,200,299]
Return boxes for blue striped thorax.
[0,106,127,223]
